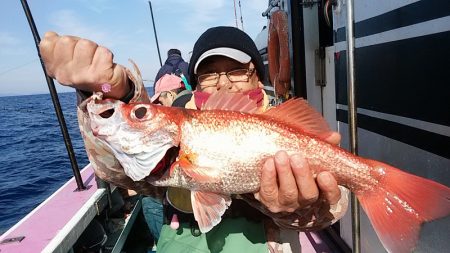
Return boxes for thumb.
[104,64,130,100]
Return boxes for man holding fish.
[39,23,450,253]
[39,26,348,252]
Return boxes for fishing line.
[1,106,57,115]
[0,58,39,77]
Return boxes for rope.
[324,0,332,27]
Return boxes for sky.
[0,0,269,96]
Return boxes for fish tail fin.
[358,160,450,253]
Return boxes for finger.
[39,33,78,70]
[40,31,59,50]
[91,46,114,84]
[51,36,81,85]
[325,132,341,145]
[39,32,60,74]
[274,151,298,209]
[290,153,319,206]
[257,157,278,208]
[43,31,59,39]
[72,39,98,69]
[52,36,79,68]
[41,31,60,51]
[92,46,114,71]
[317,172,341,205]
[106,64,129,99]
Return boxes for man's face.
[157,91,176,107]
[196,56,263,94]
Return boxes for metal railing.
[345,0,361,252]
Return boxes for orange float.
[268,10,291,97]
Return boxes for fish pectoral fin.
[168,160,180,176]
[191,191,232,233]
[178,156,221,183]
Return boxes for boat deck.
[0,165,105,253]
[300,231,335,252]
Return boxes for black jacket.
[154,54,189,86]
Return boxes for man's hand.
[39,31,130,99]
[255,132,342,213]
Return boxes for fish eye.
[131,105,151,121]
[135,107,147,119]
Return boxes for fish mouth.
[146,146,179,182]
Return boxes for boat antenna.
[148,1,163,67]
[20,0,86,191]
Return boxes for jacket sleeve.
[76,60,166,199]
[179,61,189,80]
[239,186,349,231]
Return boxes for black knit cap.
[188,26,265,89]
[168,48,181,57]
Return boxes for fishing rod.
[20,0,85,191]
[148,1,163,67]
[238,0,244,31]
[147,1,193,90]
[233,0,239,28]
[345,0,361,252]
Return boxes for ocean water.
[0,89,153,234]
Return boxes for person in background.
[150,74,193,107]
[39,27,348,253]
[153,49,189,89]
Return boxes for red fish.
[87,92,450,253]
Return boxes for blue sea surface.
[0,89,153,234]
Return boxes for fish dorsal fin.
[202,90,258,113]
[263,98,333,139]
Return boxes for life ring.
[268,10,291,97]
